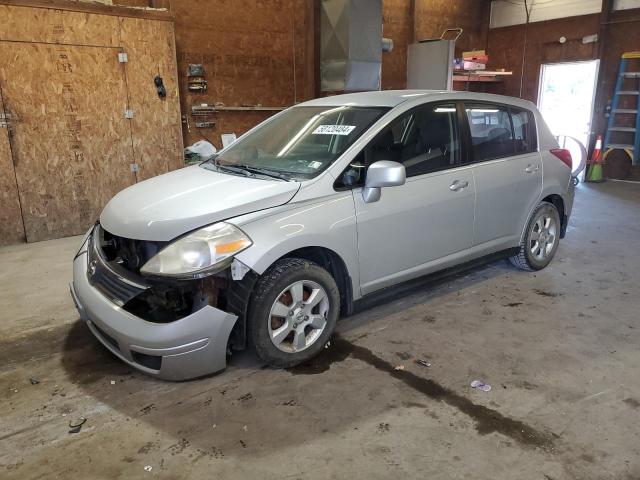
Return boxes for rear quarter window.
[510,108,537,154]
[465,104,515,161]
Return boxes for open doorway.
[538,60,599,177]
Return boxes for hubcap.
[268,280,330,353]
[529,211,558,261]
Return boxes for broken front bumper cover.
[70,245,238,381]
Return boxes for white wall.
[490,0,640,28]
[615,0,640,10]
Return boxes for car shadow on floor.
[57,256,515,459]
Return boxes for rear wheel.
[248,258,340,367]
[510,201,561,271]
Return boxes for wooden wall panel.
[119,17,183,181]
[0,95,25,245]
[0,3,183,243]
[382,0,413,90]
[486,14,600,102]
[381,0,490,90]
[0,43,135,242]
[172,0,315,148]
[0,4,120,46]
[413,0,489,51]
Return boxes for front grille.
[88,230,149,306]
[98,226,168,274]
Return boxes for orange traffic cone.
[586,135,604,183]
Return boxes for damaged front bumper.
[69,236,238,381]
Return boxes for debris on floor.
[68,417,87,434]
[29,377,40,385]
[377,422,391,433]
[144,465,153,472]
[416,359,431,367]
[470,380,492,392]
[393,364,405,371]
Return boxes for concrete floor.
[1,181,640,480]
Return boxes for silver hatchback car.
[70,91,574,380]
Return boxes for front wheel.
[248,258,340,368]
[510,201,561,271]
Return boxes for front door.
[351,102,476,295]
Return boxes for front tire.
[248,258,340,368]
[510,201,561,271]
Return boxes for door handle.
[449,180,469,192]
[525,164,540,173]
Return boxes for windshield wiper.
[216,164,254,177]
[236,165,290,181]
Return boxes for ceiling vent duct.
[320,0,383,92]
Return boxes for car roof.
[298,90,538,111]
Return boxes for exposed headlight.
[140,222,252,278]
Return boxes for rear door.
[347,102,476,295]
[463,103,542,252]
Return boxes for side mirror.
[363,160,406,203]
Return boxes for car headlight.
[140,222,252,278]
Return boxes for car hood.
[100,165,300,241]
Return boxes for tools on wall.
[187,63,207,93]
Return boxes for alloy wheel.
[268,280,330,353]
[529,210,558,261]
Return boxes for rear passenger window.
[465,104,515,161]
[511,108,535,154]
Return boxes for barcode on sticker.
[312,125,356,136]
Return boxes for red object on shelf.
[463,54,489,64]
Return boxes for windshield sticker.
[309,161,323,169]
[312,125,356,136]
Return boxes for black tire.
[248,258,340,368]
[510,201,561,271]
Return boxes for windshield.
[209,105,389,180]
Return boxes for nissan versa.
[70,91,574,380]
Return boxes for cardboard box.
[463,61,487,71]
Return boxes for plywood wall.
[119,16,183,181]
[0,42,136,242]
[0,95,25,244]
[0,3,182,243]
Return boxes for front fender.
[230,193,362,299]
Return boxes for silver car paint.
[100,164,300,241]
[471,151,542,252]
[353,165,476,295]
[231,190,361,296]
[71,90,574,380]
[70,240,236,380]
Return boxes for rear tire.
[248,258,340,368]
[510,201,561,271]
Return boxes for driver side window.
[335,103,461,189]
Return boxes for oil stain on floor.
[290,334,555,451]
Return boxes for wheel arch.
[541,194,566,238]
[227,245,355,352]
[520,191,567,244]
[277,246,354,318]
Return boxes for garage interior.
[1,0,640,478]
